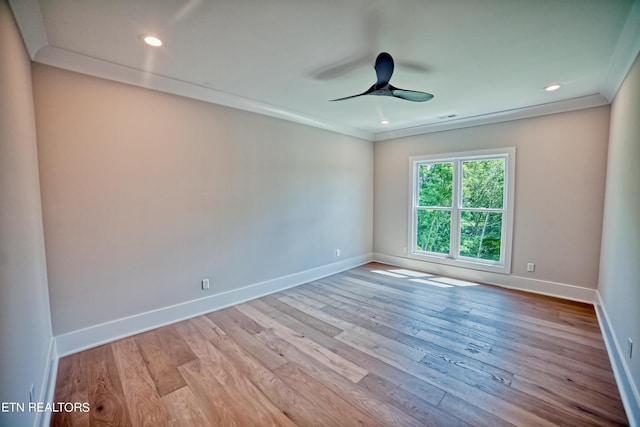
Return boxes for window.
[409,148,515,274]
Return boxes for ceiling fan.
[330,52,434,102]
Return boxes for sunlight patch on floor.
[388,269,431,277]
[371,268,480,288]
[410,278,454,288]
[371,270,407,278]
[429,277,479,287]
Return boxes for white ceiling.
[9,0,640,141]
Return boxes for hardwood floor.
[51,263,628,426]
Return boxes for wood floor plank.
[85,344,132,426]
[490,342,619,392]
[324,282,611,420]
[289,287,494,357]
[212,334,346,427]
[256,297,429,362]
[296,283,619,414]
[356,264,598,319]
[161,386,210,427]
[320,278,602,366]
[192,339,297,427]
[273,362,386,427]
[278,285,328,309]
[310,279,621,409]
[111,337,169,426]
[51,353,89,427]
[263,294,344,337]
[236,302,369,383]
[510,374,628,426]
[357,373,471,427]
[308,280,620,418]
[51,263,627,426]
[319,300,515,386]
[467,305,607,348]
[318,277,614,384]
[254,292,449,408]
[178,360,242,426]
[185,315,225,341]
[133,330,187,396]
[290,280,624,424]
[298,286,502,382]
[336,272,565,331]
[441,306,612,369]
[172,310,296,427]
[154,325,198,366]
[437,393,517,427]
[221,305,266,334]
[171,316,219,360]
[53,352,87,403]
[335,327,572,427]
[255,328,428,427]
[304,280,497,351]
[205,308,288,370]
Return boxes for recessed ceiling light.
[141,35,162,47]
[544,84,561,92]
[381,120,389,125]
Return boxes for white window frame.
[408,147,515,274]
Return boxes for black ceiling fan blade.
[311,54,371,80]
[390,86,434,102]
[329,84,375,102]
[329,52,434,102]
[374,52,394,86]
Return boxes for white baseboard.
[372,253,596,303]
[55,254,372,357]
[48,253,637,426]
[35,338,57,427]
[595,291,640,427]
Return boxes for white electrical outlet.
[335,249,341,257]
[402,246,408,255]
[201,278,210,290]
[527,263,535,272]
[629,338,633,359]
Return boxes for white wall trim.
[30,43,613,143]
[407,148,516,275]
[601,0,640,102]
[7,0,47,58]
[39,256,640,427]
[595,291,640,427]
[373,253,596,303]
[9,0,640,143]
[35,339,58,427]
[31,45,374,142]
[54,253,373,357]
[373,95,610,141]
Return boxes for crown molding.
[601,0,640,102]
[373,94,610,141]
[9,0,638,142]
[8,0,47,58]
[33,45,374,141]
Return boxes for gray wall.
[32,64,373,336]
[599,51,640,417]
[0,1,53,426]
[374,106,610,290]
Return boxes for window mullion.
[450,160,461,259]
